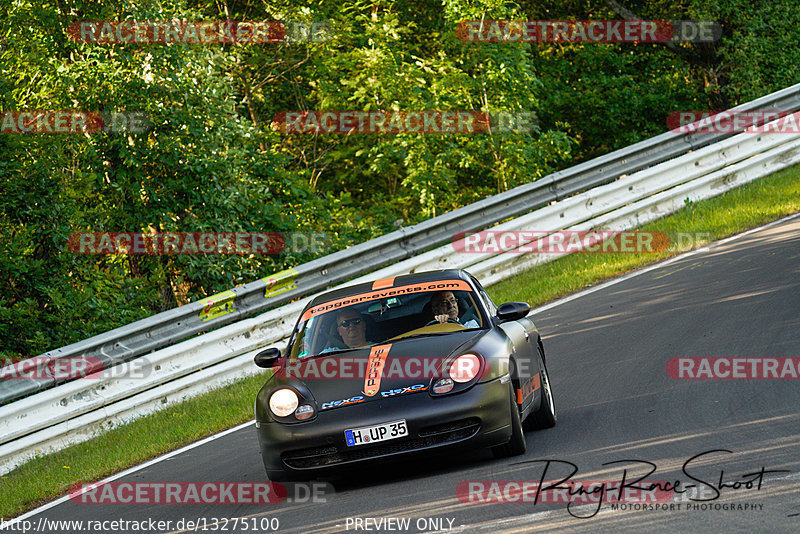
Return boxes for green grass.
[488,166,800,306]
[2,164,799,518]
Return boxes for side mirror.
[254,347,282,368]
[496,302,531,323]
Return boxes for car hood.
[275,330,484,409]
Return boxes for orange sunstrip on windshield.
[364,344,392,396]
[372,277,395,290]
[299,280,472,322]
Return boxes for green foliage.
[1,0,798,360]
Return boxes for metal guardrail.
[2,82,800,409]
[2,93,800,473]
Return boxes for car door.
[469,275,540,413]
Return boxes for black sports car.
[253,269,556,480]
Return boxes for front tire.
[524,348,557,430]
[492,385,527,458]
[266,468,290,482]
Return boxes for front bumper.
[256,377,511,476]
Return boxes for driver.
[430,291,479,328]
[322,308,375,351]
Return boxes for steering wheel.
[425,318,460,326]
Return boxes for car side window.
[470,276,497,316]
[481,289,497,316]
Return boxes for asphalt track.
[18,213,800,533]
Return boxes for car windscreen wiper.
[389,332,457,342]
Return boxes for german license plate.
[345,420,408,447]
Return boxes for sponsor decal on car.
[300,280,472,321]
[380,384,428,398]
[320,395,365,411]
[364,344,392,396]
[517,372,540,404]
[371,277,395,290]
[319,384,428,410]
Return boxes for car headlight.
[449,353,482,383]
[269,388,299,417]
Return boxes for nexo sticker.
[320,395,365,410]
[380,384,428,398]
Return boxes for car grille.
[282,418,481,469]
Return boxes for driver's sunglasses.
[338,317,363,328]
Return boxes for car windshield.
[288,283,486,359]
